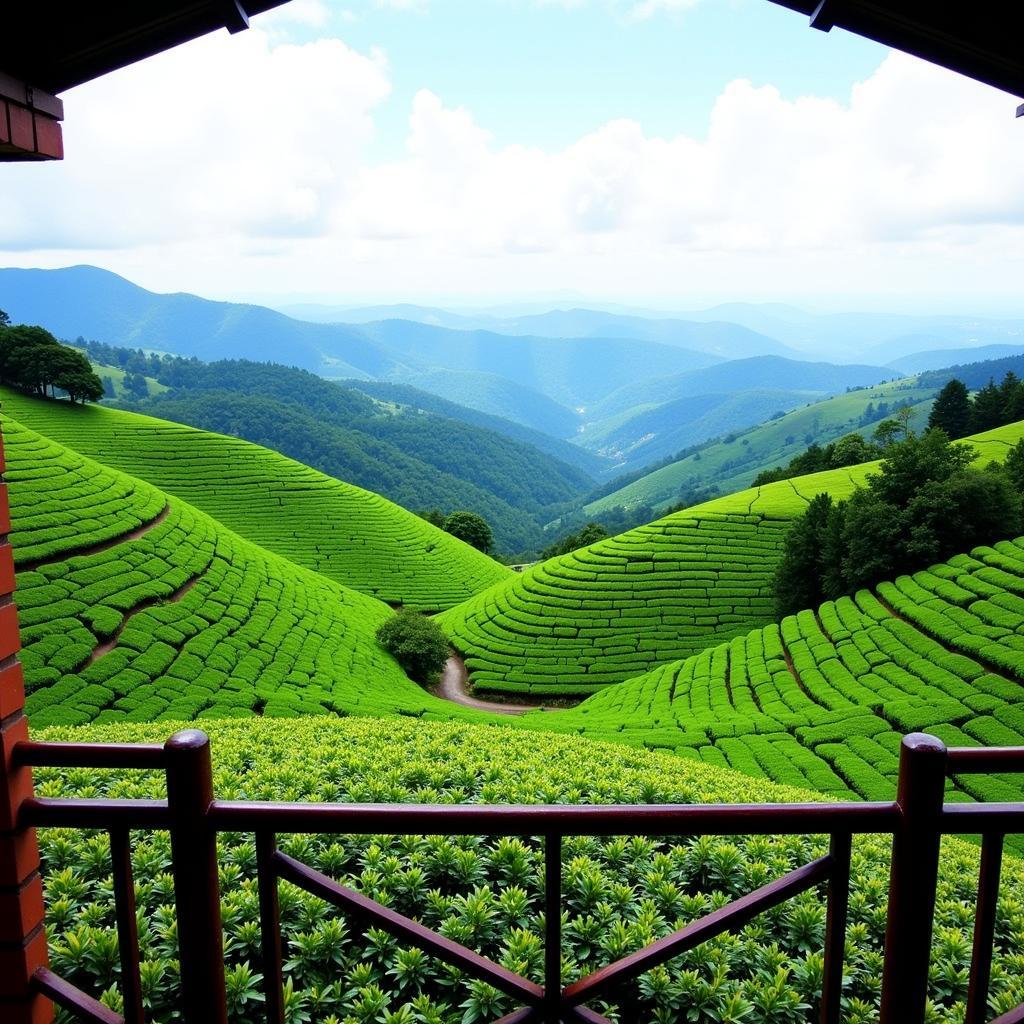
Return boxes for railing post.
[0,429,52,1024]
[256,831,285,1024]
[820,831,851,1024]
[879,732,947,1024]
[544,834,561,1023]
[165,729,227,1024]
[966,832,1005,1024]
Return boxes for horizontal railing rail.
[5,730,1023,1024]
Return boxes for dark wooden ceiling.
[0,2,291,95]
[768,1,1024,105]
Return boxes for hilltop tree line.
[927,371,1024,439]
[0,313,103,404]
[774,428,1024,616]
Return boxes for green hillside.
[525,536,1024,809]
[442,421,1024,697]
[586,379,937,516]
[5,414,493,729]
[35,716,1024,1024]
[2,390,511,609]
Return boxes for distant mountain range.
[3,264,1021,486]
[282,298,1024,364]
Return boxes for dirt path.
[431,654,537,715]
[20,503,171,571]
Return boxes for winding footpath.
[432,654,536,715]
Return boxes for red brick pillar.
[0,432,51,1023]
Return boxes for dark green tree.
[904,467,1021,566]
[927,379,972,439]
[0,309,9,327]
[971,378,1005,433]
[773,493,835,616]
[1004,439,1024,492]
[870,428,973,508]
[442,510,494,554]
[375,610,450,684]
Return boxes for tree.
[869,428,973,508]
[928,379,972,439]
[0,309,9,327]
[442,510,493,554]
[872,419,902,448]
[971,378,1005,433]
[828,433,878,469]
[375,610,450,684]
[123,372,150,399]
[1004,439,1024,492]
[417,508,446,529]
[773,493,835,616]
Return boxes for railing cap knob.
[165,729,210,752]
[901,732,947,756]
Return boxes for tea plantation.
[442,422,1024,698]
[33,716,1024,1024]
[1,389,510,610]
[525,537,1024,806]
[5,415,490,728]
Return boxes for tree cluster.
[773,430,1024,617]
[541,521,609,559]
[928,372,1024,439]
[375,610,450,684]
[0,312,103,404]
[754,432,885,487]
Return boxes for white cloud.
[0,28,390,250]
[2,41,1024,309]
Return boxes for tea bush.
[32,717,1024,1024]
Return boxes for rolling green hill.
[585,380,937,516]
[441,421,1024,697]
[4,416,491,729]
[2,391,511,609]
[525,536,1024,811]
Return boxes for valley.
[4,285,1024,1024]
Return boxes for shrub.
[376,610,450,684]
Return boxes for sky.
[2,0,1023,313]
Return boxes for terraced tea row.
[530,538,1024,806]
[3,417,166,565]
[443,511,792,696]
[1,390,510,610]
[5,416,487,728]
[444,422,1024,697]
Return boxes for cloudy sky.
[2,0,1023,312]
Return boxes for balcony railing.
[4,730,1024,1024]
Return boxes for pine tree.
[927,379,972,438]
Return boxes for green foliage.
[773,431,1022,616]
[0,322,102,403]
[376,611,450,684]
[442,511,493,555]
[541,522,609,559]
[754,434,882,487]
[33,716,1024,1024]
[928,379,972,438]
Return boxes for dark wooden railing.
[3,729,1024,1024]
